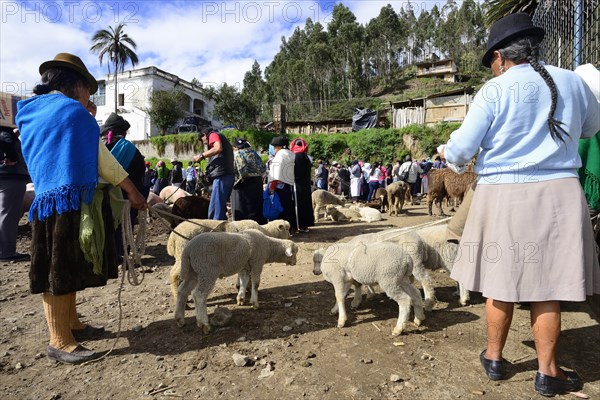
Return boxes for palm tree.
[90,23,139,113]
[485,0,539,26]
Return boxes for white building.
[92,66,222,141]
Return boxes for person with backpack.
[397,155,423,205]
[231,138,266,223]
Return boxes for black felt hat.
[234,137,251,149]
[482,13,544,68]
[100,112,130,135]
[270,136,289,147]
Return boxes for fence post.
[574,0,583,68]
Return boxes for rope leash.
[371,216,452,243]
[163,184,183,203]
[82,202,148,365]
[148,206,228,238]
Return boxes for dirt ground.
[1,202,599,400]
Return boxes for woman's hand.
[86,101,97,117]
[128,190,148,210]
[118,178,148,210]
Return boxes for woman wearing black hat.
[16,53,147,364]
[100,113,147,263]
[232,138,266,223]
[440,14,599,396]
[267,136,297,230]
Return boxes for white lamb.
[347,224,468,310]
[167,219,291,300]
[349,205,383,222]
[313,242,425,336]
[175,229,298,333]
[159,185,191,204]
[147,192,164,206]
[312,189,345,222]
[412,224,469,306]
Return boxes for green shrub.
[149,133,203,156]
[146,123,459,165]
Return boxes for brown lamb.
[427,169,477,216]
[386,181,409,216]
[374,187,388,212]
[170,196,210,227]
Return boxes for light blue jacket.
[445,63,599,184]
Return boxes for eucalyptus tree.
[241,60,266,122]
[365,4,407,86]
[328,4,366,99]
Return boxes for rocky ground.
[1,202,598,400]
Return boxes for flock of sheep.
[19,167,475,336]
[161,167,476,336]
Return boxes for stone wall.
[132,140,202,161]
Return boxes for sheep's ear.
[285,246,294,257]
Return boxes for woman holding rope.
[440,14,599,396]
[17,53,147,364]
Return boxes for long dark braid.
[499,36,570,143]
[527,56,569,143]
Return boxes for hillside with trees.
[199,0,488,128]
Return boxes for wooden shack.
[391,87,474,128]
[285,118,353,135]
[416,58,458,82]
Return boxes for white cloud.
[0,0,453,96]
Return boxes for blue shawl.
[17,94,99,221]
[109,137,136,171]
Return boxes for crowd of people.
[315,156,446,204]
[1,12,599,397]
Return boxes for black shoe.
[535,369,583,397]
[479,350,506,380]
[0,253,30,262]
[72,325,105,341]
[47,345,98,364]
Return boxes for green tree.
[328,4,366,99]
[365,5,406,86]
[146,89,186,135]
[204,83,256,130]
[90,22,139,113]
[241,61,266,122]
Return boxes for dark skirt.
[232,176,266,224]
[275,184,297,230]
[30,189,118,295]
[294,179,314,229]
[152,178,169,195]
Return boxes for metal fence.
[533,0,599,69]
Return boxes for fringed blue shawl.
[17,94,99,221]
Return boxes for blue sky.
[1,1,460,96]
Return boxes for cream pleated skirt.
[450,178,600,302]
